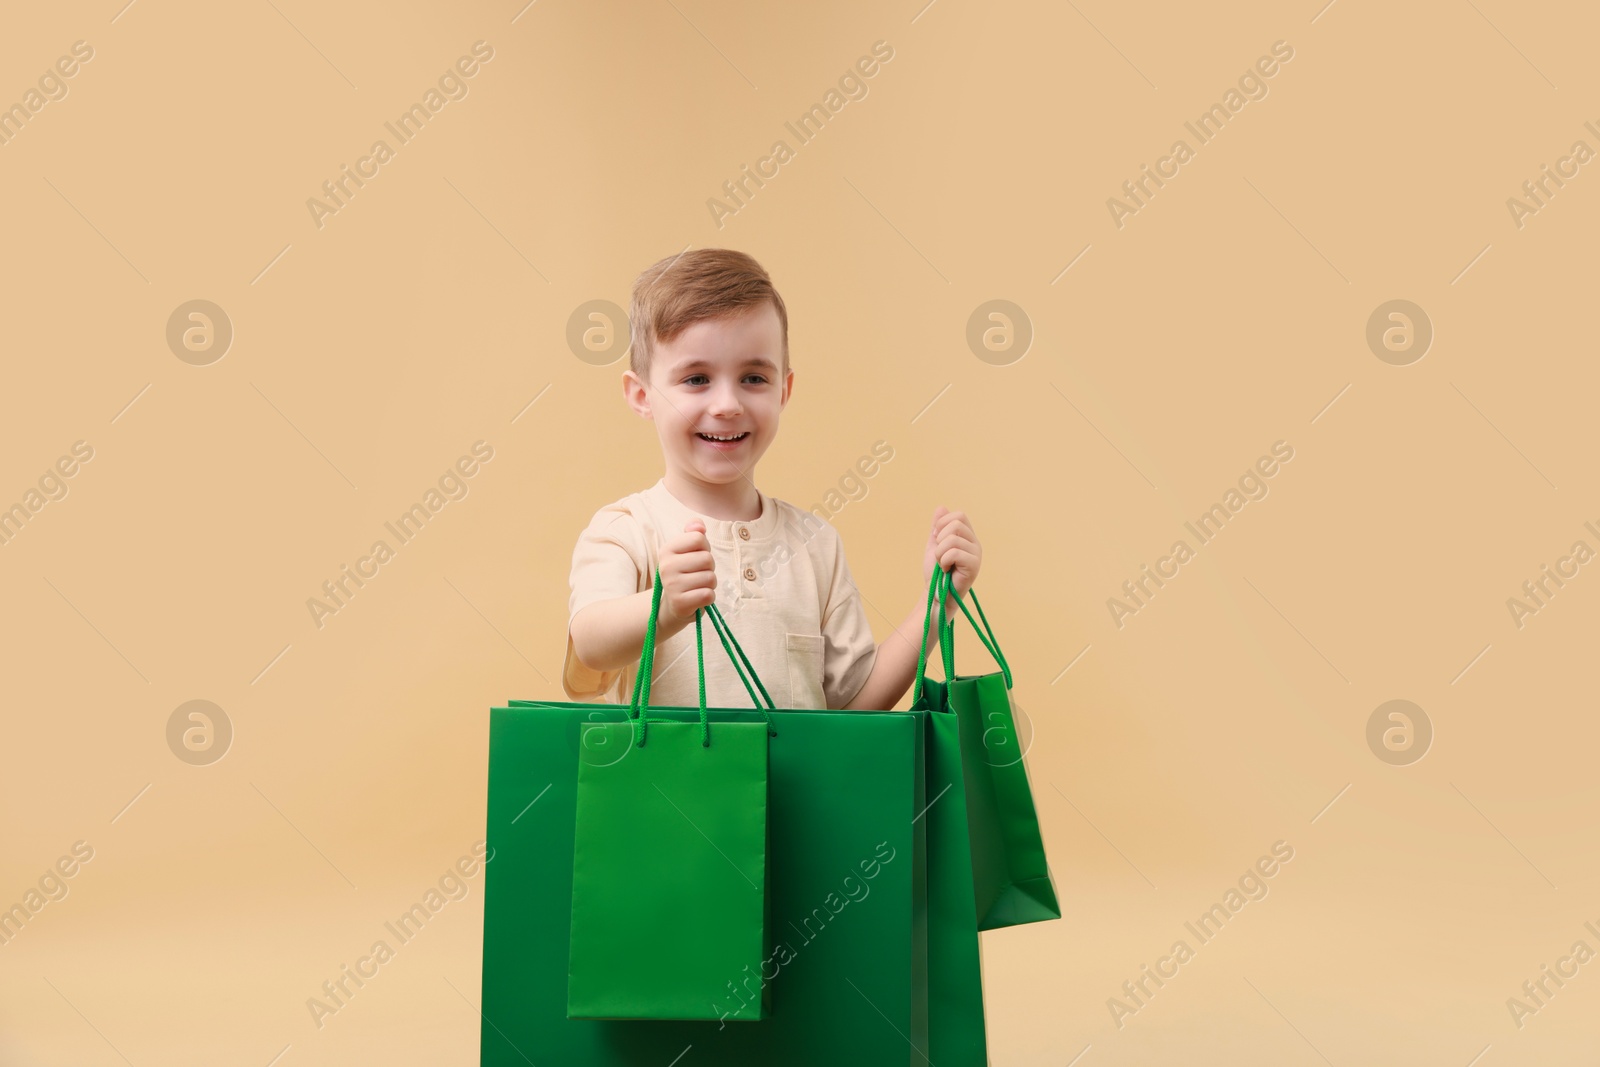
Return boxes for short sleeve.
[819,530,877,710]
[562,505,648,702]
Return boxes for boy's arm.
[840,506,982,710]
[570,590,695,674]
[843,593,954,711]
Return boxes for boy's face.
[624,301,792,489]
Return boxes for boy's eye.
[683,374,768,385]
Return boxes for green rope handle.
[702,602,779,732]
[939,567,1011,685]
[627,568,778,746]
[703,602,778,712]
[626,570,675,744]
[911,565,1012,705]
[910,568,945,706]
[628,571,662,716]
[938,566,1011,686]
[934,567,956,683]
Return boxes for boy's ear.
[621,370,653,420]
[781,367,794,408]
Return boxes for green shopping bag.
[912,566,1061,930]
[924,707,990,1064]
[481,612,933,1062]
[568,569,776,1020]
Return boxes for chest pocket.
[784,632,827,710]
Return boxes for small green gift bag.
[567,569,778,1021]
[912,566,1061,931]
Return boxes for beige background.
[2,0,1596,1063]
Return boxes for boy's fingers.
[936,533,975,555]
[665,551,715,573]
[665,529,712,551]
[939,547,977,570]
[940,513,971,535]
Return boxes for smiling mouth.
[696,432,749,443]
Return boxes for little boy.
[563,248,982,711]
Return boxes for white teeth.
[699,432,747,441]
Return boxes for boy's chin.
[684,455,755,479]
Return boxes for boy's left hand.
[922,505,982,599]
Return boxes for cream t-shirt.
[563,478,878,710]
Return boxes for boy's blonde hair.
[629,248,789,384]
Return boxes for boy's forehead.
[658,309,783,376]
[663,353,781,375]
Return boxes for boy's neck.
[661,470,764,522]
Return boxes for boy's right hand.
[657,520,717,627]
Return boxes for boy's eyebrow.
[667,357,780,375]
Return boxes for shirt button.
[738,526,750,540]
[743,567,756,581]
